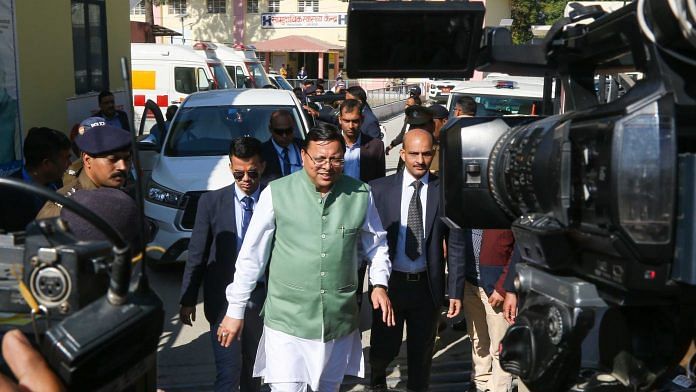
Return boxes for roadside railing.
[286,78,420,107]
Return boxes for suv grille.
[180,191,207,230]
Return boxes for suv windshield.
[450,93,543,116]
[165,105,304,157]
[210,63,235,89]
[246,62,271,88]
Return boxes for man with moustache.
[260,110,303,181]
[368,129,465,392]
[36,124,131,219]
[219,123,394,392]
[179,137,267,392]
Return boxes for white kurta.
[225,185,392,389]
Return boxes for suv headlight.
[146,180,184,209]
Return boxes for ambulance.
[208,43,272,88]
[446,73,547,116]
[130,43,235,130]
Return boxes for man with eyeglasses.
[219,123,394,392]
[261,110,303,181]
[36,124,132,219]
[179,136,267,392]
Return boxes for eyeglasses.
[272,127,294,135]
[305,154,345,168]
[232,170,260,180]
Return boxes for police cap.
[75,124,131,156]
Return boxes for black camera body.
[0,219,111,321]
[345,0,696,389]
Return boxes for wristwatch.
[373,284,388,292]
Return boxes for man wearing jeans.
[461,229,515,392]
[179,137,267,392]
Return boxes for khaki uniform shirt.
[62,158,83,185]
[36,170,98,219]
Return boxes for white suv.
[138,89,309,263]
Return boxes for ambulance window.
[225,66,237,86]
[235,66,246,88]
[174,67,197,94]
[197,68,211,91]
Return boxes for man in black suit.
[179,137,267,392]
[260,109,303,181]
[0,127,71,232]
[369,129,466,392]
[338,99,386,183]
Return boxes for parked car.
[137,88,309,263]
[268,71,294,91]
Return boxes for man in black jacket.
[95,90,131,131]
[179,137,267,392]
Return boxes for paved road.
[153,111,476,391]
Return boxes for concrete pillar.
[318,53,324,79]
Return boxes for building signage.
[261,13,347,29]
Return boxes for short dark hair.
[24,127,71,169]
[346,86,367,104]
[339,99,362,115]
[229,136,264,161]
[98,90,114,104]
[456,96,477,115]
[165,105,178,121]
[304,122,346,152]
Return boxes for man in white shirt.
[219,123,394,392]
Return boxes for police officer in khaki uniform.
[37,124,131,219]
[62,117,107,185]
[428,104,449,175]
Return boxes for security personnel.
[396,105,434,171]
[62,117,106,185]
[36,124,131,219]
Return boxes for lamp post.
[180,13,188,44]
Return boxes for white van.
[130,43,235,130]
[208,43,272,88]
[446,73,547,116]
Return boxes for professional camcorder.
[348,0,696,390]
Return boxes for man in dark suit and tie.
[260,110,302,181]
[369,129,466,392]
[179,137,267,392]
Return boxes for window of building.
[298,0,318,12]
[169,0,187,15]
[268,0,280,13]
[207,0,226,13]
[247,0,259,13]
[131,0,145,15]
[72,0,108,95]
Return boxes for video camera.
[347,0,696,390]
[0,176,164,390]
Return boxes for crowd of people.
[0,84,522,392]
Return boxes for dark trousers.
[370,271,440,392]
[209,284,266,392]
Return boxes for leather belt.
[393,270,426,282]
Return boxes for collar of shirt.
[271,139,299,164]
[345,133,361,150]
[401,169,430,190]
[234,182,261,204]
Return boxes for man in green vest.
[218,123,394,392]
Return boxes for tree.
[510,0,614,44]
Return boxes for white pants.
[269,380,341,392]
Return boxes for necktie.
[282,147,291,176]
[405,180,424,260]
[471,229,483,279]
[241,196,254,238]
